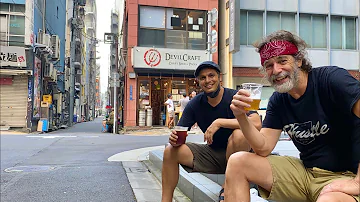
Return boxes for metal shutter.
[0,76,28,127]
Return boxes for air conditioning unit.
[43,34,51,47]
[37,30,44,44]
[44,63,54,78]
[51,69,58,82]
[38,30,52,47]
[76,69,82,75]
[51,35,60,60]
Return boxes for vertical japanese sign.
[33,56,41,117]
[25,0,34,45]
[229,0,240,53]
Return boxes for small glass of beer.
[241,83,263,111]
[174,126,188,146]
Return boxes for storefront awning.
[0,69,32,76]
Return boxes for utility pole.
[69,1,78,126]
[113,71,117,134]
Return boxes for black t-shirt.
[263,66,360,173]
[178,88,257,149]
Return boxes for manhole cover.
[4,165,56,173]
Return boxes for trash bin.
[73,115,77,123]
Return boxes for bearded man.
[161,61,262,202]
[225,30,360,202]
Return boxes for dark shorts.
[181,142,227,174]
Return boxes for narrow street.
[0,118,202,202]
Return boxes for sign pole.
[113,71,117,134]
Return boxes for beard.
[267,65,300,93]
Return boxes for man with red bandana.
[225,30,360,202]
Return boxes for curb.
[143,160,192,202]
[149,149,221,202]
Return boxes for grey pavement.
[0,118,204,202]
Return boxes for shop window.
[171,80,187,107]
[9,15,25,35]
[138,28,165,48]
[139,80,150,109]
[299,14,327,48]
[9,36,24,46]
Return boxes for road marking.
[26,135,100,139]
[27,135,77,138]
[108,145,164,162]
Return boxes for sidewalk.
[122,126,203,136]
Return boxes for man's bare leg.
[225,152,274,202]
[161,144,194,202]
[226,129,251,160]
[168,117,174,128]
[216,130,251,201]
[317,192,357,202]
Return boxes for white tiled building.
[230,0,360,108]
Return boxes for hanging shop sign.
[132,46,210,70]
[0,46,27,67]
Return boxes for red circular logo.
[144,49,161,67]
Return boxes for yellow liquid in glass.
[244,99,261,111]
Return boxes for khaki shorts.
[168,111,175,118]
[259,155,359,202]
[181,142,227,174]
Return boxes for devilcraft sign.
[132,47,210,70]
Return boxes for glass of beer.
[241,83,263,111]
[174,126,188,146]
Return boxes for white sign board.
[132,47,210,70]
[229,0,240,53]
[0,46,27,68]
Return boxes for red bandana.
[259,40,298,66]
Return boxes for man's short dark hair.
[182,93,187,97]
[167,93,172,98]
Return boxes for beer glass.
[241,83,263,111]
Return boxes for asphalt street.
[0,118,203,202]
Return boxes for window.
[299,14,327,48]
[140,6,165,28]
[240,10,263,45]
[10,4,25,13]
[0,3,9,12]
[139,6,207,50]
[138,28,165,48]
[9,15,25,35]
[57,6,59,19]
[266,12,296,35]
[0,12,25,47]
[331,16,357,50]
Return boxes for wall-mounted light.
[129,72,136,79]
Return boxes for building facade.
[226,0,360,109]
[0,0,31,130]
[122,0,219,127]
